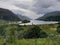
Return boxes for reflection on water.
[19,20,58,25]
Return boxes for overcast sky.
[0,0,60,19]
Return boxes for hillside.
[37,11,60,21]
[0,8,21,21]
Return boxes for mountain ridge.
[37,11,60,21]
[0,8,30,21]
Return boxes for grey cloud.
[0,0,60,19]
[31,0,60,14]
[57,0,60,1]
[14,3,31,9]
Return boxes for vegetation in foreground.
[0,22,60,45]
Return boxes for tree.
[22,20,30,23]
[5,24,19,45]
[23,25,48,45]
[1,24,24,45]
[5,26,13,43]
[23,25,48,39]
[56,22,60,33]
[57,25,60,33]
[0,26,5,36]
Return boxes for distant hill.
[0,8,21,21]
[37,11,60,21]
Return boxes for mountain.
[37,11,60,21]
[0,8,30,21]
[0,8,21,21]
[12,10,31,21]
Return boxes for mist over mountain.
[0,8,30,21]
[16,14,31,21]
[37,11,60,21]
[12,10,31,20]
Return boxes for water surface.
[19,20,58,25]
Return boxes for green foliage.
[0,23,59,45]
[57,25,60,33]
[23,25,48,39]
[0,26,5,36]
[5,24,20,43]
[0,38,60,45]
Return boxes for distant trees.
[22,20,30,23]
[23,25,48,39]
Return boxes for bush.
[22,20,30,23]
[23,25,48,39]
[57,25,60,33]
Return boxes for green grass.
[0,38,60,45]
[0,39,4,45]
